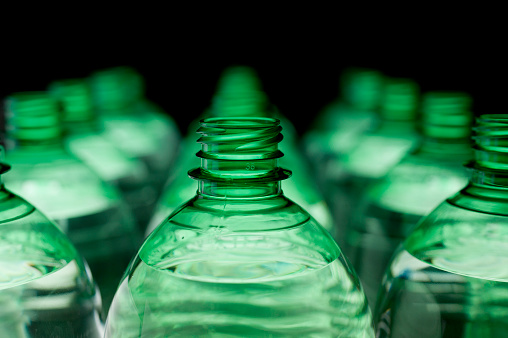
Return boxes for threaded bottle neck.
[4,92,63,148]
[418,92,473,157]
[90,67,143,114]
[379,78,419,122]
[48,79,98,133]
[341,68,383,111]
[188,117,291,198]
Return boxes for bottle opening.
[472,114,508,171]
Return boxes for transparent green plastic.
[0,147,103,337]
[347,92,473,305]
[147,66,332,235]
[49,78,154,231]
[90,67,181,228]
[106,118,373,337]
[2,92,140,315]
[303,68,384,185]
[326,78,421,248]
[376,114,508,337]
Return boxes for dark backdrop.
[1,18,506,137]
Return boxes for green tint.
[2,92,140,316]
[303,68,384,185]
[90,67,181,229]
[106,118,373,337]
[325,78,420,249]
[147,66,333,235]
[0,146,103,336]
[347,92,472,305]
[49,78,154,232]
[375,114,508,337]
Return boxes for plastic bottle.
[375,114,508,337]
[348,92,473,305]
[2,92,140,315]
[89,67,180,229]
[106,117,374,337]
[48,78,151,232]
[326,78,421,247]
[303,68,384,186]
[0,146,103,337]
[147,66,332,234]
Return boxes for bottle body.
[4,147,139,315]
[347,151,469,304]
[107,194,373,337]
[376,200,508,337]
[0,189,103,337]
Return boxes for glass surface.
[1,150,103,337]
[107,117,374,336]
[90,67,181,229]
[49,78,153,232]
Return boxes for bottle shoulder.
[403,198,508,281]
[140,194,340,269]
[363,157,469,216]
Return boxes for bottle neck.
[189,117,291,200]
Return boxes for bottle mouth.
[196,117,284,161]
[189,117,290,182]
[4,92,62,143]
[422,92,472,139]
[379,78,419,121]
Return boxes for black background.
[1,14,506,137]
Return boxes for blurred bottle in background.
[348,92,472,305]
[2,92,140,315]
[0,146,103,337]
[90,67,180,231]
[375,114,508,337]
[147,65,333,235]
[325,78,421,248]
[302,68,384,188]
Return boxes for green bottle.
[347,92,473,305]
[0,146,103,337]
[90,67,181,228]
[48,78,152,232]
[327,78,421,247]
[147,66,333,234]
[303,68,384,185]
[106,117,374,337]
[2,92,140,315]
[375,114,508,337]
